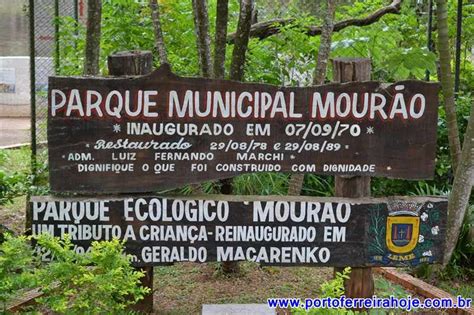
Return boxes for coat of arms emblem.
[386,201,423,254]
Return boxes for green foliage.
[0,169,29,205]
[374,277,407,299]
[35,234,149,314]
[0,234,149,314]
[319,267,351,299]
[303,175,334,197]
[0,234,38,311]
[56,0,242,77]
[232,173,290,195]
[56,16,86,75]
[332,1,437,81]
[0,149,31,205]
[292,267,355,314]
[0,148,49,205]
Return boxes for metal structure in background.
[29,0,78,181]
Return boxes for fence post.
[107,50,154,313]
[332,58,375,300]
[27,0,37,235]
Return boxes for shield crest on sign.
[386,216,420,254]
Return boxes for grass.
[151,266,428,315]
[0,147,31,175]
[438,280,474,299]
[152,262,332,314]
[1,147,32,234]
[0,196,26,234]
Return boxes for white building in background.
[0,0,29,117]
[0,56,53,117]
[0,0,77,117]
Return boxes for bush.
[0,234,150,314]
[292,267,355,315]
[0,234,38,310]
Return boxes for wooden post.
[220,177,240,274]
[332,58,374,299]
[107,50,154,313]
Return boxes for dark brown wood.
[333,57,374,301]
[335,176,371,198]
[219,178,240,274]
[108,51,154,314]
[133,266,154,313]
[29,195,447,267]
[227,0,402,43]
[107,51,153,76]
[6,288,43,312]
[47,66,440,193]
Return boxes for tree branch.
[227,0,402,43]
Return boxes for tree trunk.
[149,0,168,65]
[192,0,213,77]
[220,0,254,274]
[229,0,254,81]
[287,0,336,196]
[213,0,229,79]
[436,0,462,172]
[443,102,474,265]
[83,0,102,75]
[313,0,336,85]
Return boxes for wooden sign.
[30,195,446,267]
[48,65,439,193]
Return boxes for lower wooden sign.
[29,195,447,267]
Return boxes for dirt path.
[0,117,30,148]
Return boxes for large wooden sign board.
[30,195,446,267]
[48,65,439,193]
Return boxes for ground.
[0,117,30,148]
[152,262,332,314]
[152,263,414,314]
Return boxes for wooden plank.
[333,58,374,300]
[375,267,474,315]
[47,65,439,193]
[6,288,42,312]
[29,195,447,267]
